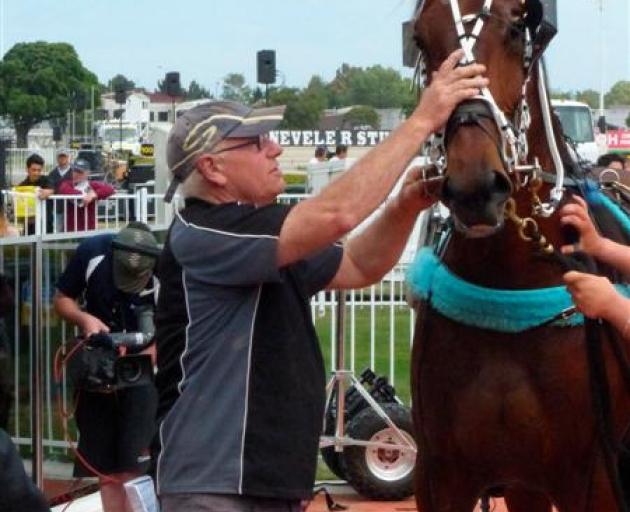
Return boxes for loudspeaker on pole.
[165,72,181,97]
[257,50,276,85]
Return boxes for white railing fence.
[1,187,176,239]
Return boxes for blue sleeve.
[56,239,95,298]
[170,215,283,286]
[291,243,344,297]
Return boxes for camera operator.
[53,222,160,512]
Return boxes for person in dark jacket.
[57,159,114,232]
[0,428,49,512]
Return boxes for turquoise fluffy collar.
[407,248,630,333]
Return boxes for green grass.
[316,305,414,404]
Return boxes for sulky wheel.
[341,403,416,500]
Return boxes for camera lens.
[117,358,142,384]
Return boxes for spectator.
[309,145,327,164]
[18,154,54,234]
[330,144,348,161]
[597,153,625,172]
[20,154,54,198]
[0,429,49,512]
[48,148,74,231]
[0,194,19,238]
[53,223,160,512]
[0,270,14,430]
[560,194,630,501]
[57,159,114,232]
[154,49,487,512]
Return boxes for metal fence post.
[30,237,44,488]
[134,187,148,224]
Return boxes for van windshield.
[554,106,595,144]
[102,128,137,142]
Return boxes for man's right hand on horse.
[559,195,606,259]
[413,49,488,134]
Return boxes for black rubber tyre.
[320,390,347,480]
[341,403,416,500]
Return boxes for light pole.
[597,0,606,130]
[0,0,5,59]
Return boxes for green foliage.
[605,81,630,107]
[328,64,415,110]
[550,90,573,101]
[186,80,212,100]
[342,106,380,129]
[268,86,326,129]
[626,113,630,128]
[108,74,135,92]
[221,73,252,103]
[0,41,99,146]
[575,89,599,109]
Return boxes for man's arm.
[327,167,438,289]
[53,291,109,336]
[277,50,487,268]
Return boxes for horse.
[407,1,630,511]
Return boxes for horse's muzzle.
[442,169,512,238]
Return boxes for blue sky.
[0,0,628,94]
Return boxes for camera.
[67,332,154,392]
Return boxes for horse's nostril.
[492,170,512,197]
[441,176,453,202]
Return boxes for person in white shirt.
[308,145,327,164]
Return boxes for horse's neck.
[442,68,572,290]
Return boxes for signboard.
[607,130,630,151]
[140,143,155,157]
[268,130,391,147]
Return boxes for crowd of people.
[3,49,630,512]
[2,148,115,236]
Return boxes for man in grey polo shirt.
[155,49,487,512]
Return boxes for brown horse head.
[414,0,546,237]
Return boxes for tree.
[107,74,135,92]
[267,86,326,129]
[221,73,252,104]
[550,90,573,101]
[343,106,380,129]
[0,42,99,146]
[186,80,212,100]
[626,113,630,128]
[605,81,630,107]
[327,64,415,111]
[575,89,599,110]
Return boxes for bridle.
[413,0,565,217]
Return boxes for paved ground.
[305,485,510,512]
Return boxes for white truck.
[98,120,143,156]
[551,99,604,164]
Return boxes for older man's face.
[57,154,69,167]
[209,134,285,205]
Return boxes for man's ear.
[196,155,228,186]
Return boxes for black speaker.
[257,50,276,84]
[165,72,181,97]
[114,85,126,105]
[52,126,62,142]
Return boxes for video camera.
[67,304,156,392]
